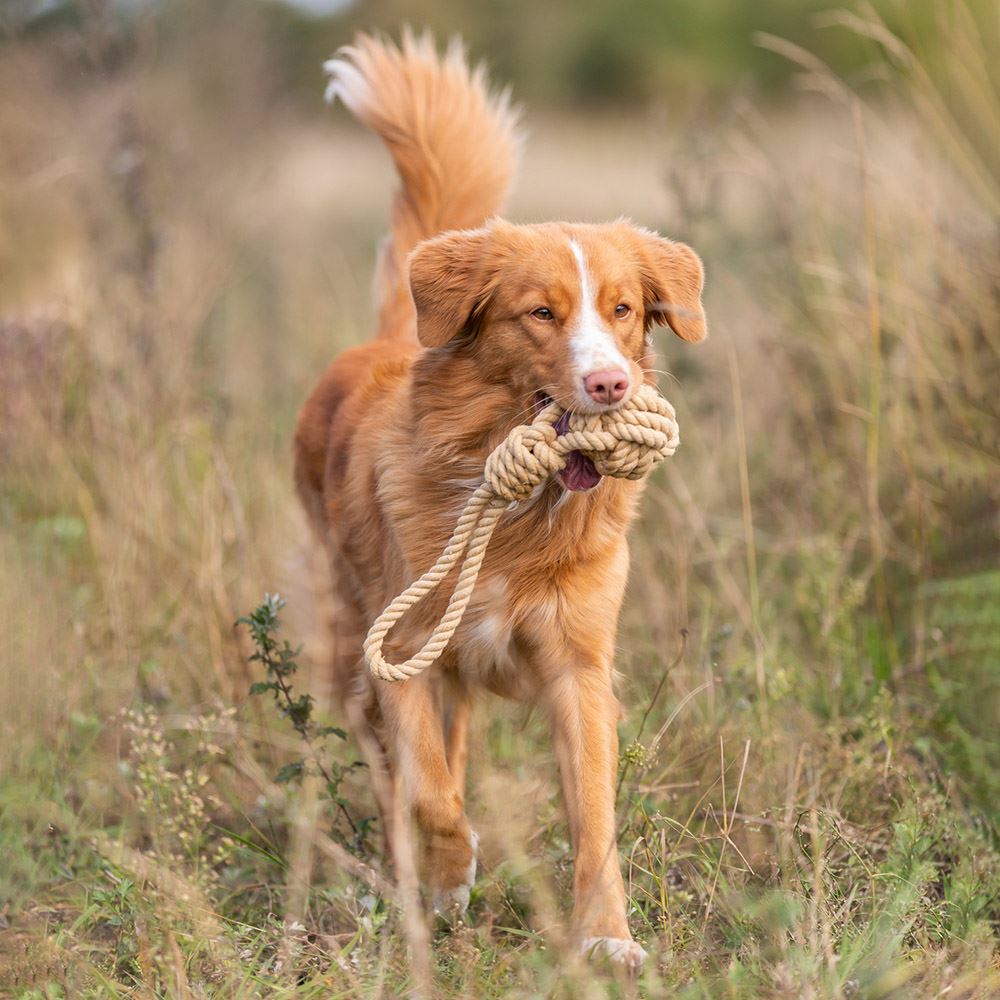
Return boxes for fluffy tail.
[325,30,521,340]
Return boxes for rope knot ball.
[483,422,561,502]
[364,383,680,682]
[484,388,679,501]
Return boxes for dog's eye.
[614,303,631,318]
[530,307,554,321]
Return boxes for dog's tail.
[325,30,521,341]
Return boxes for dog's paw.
[580,936,647,973]
[431,830,478,920]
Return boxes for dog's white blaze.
[568,240,629,386]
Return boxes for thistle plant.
[238,594,371,850]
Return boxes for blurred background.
[1,1,998,996]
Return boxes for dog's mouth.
[533,392,602,492]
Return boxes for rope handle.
[363,384,679,682]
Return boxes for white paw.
[581,936,647,972]
[431,830,478,918]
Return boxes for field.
[1,3,998,998]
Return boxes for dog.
[294,31,706,971]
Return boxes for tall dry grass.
[0,3,997,997]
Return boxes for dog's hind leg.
[343,683,397,858]
[319,563,400,861]
[377,666,477,917]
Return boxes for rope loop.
[364,383,679,682]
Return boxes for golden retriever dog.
[294,31,706,971]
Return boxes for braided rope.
[364,384,680,682]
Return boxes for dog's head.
[408,220,705,489]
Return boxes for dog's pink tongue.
[559,451,603,491]
[552,411,602,491]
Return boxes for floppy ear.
[408,228,495,348]
[634,229,707,343]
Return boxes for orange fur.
[296,33,706,966]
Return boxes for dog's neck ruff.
[364,384,680,682]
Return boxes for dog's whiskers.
[508,386,556,428]
[646,368,680,385]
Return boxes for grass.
[1,3,998,997]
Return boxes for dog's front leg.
[544,661,646,972]
[377,672,477,916]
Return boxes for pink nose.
[583,369,630,405]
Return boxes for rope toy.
[364,383,680,682]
